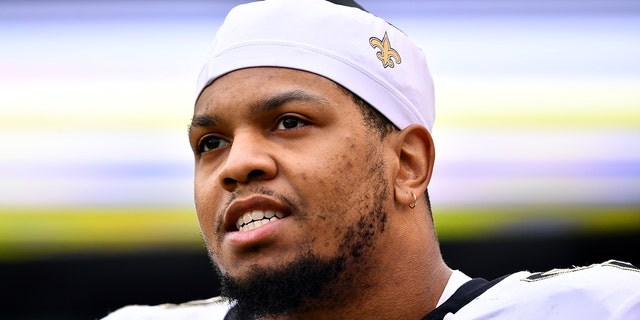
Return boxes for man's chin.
[216,254,346,318]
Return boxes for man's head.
[189,0,438,317]
[196,0,435,132]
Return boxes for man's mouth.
[236,210,285,232]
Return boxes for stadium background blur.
[1,0,638,319]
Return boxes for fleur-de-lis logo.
[369,31,401,68]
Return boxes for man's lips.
[224,195,290,233]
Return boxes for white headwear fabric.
[196,0,435,132]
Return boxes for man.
[104,0,640,319]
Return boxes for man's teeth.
[236,210,285,231]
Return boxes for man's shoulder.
[517,259,640,284]
[455,260,640,319]
[101,296,232,320]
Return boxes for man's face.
[189,67,396,311]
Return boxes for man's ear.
[393,124,435,203]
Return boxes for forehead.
[195,67,346,111]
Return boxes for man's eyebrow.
[188,90,328,134]
[249,89,329,114]
[188,114,220,135]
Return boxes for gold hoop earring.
[409,192,417,209]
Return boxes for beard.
[210,154,389,319]
[216,251,347,319]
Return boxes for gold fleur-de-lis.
[369,31,401,68]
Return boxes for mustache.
[222,187,275,212]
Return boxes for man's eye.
[198,136,230,153]
[276,116,307,130]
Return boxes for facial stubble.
[208,153,390,319]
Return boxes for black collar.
[422,275,508,320]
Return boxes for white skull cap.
[196,0,435,132]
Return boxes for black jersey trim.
[421,275,509,320]
[327,0,367,11]
[224,304,248,320]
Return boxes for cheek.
[194,171,224,242]
[301,144,376,221]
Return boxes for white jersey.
[440,260,640,320]
[102,260,640,320]
[102,297,232,320]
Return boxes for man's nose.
[217,132,277,192]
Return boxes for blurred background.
[1,0,639,319]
